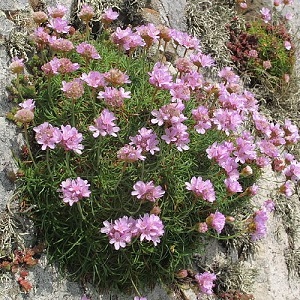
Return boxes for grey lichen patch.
[186,0,236,69]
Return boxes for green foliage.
[11,28,259,294]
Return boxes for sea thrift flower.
[32,11,48,24]
[135,23,160,48]
[263,199,275,212]
[48,37,74,52]
[284,40,291,50]
[161,123,190,151]
[81,71,106,88]
[135,214,164,246]
[181,70,203,90]
[148,62,173,89]
[283,119,300,144]
[104,69,131,86]
[9,57,24,74]
[248,49,258,58]
[47,18,70,33]
[279,181,294,197]
[48,4,67,18]
[246,184,259,196]
[197,222,208,233]
[185,176,216,202]
[76,42,101,60]
[195,272,217,295]
[190,51,215,68]
[19,99,35,111]
[14,109,34,124]
[249,209,268,241]
[175,57,193,73]
[151,101,186,126]
[42,57,79,75]
[224,178,243,194]
[101,216,137,250]
[129,128,160,155]
[283,160,300,182]
[101,8,119,24]
[134,297,147,300]
[170,80,191,102]
[263,60,272,69]
[60,125,84,154]
[32,27,50,46]
[33,122,62,150]
[89,109,120,137]
[78,4,95,23]
[213,108,243,135]
[98,87,131,107]
[59,177,91,206]
[131,181,165,202]
[61,79,84,99]
[218,67,240,84]
[192,106,212,134]
[206,211,226,234]
[260,7,271,23]
[117,145,146,162]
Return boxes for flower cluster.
[33,122,83,154]
[195,271,217,295]
[59,177,91,206]
[131,181,165,202]
[101,214,164,250]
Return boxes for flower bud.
[14,109,34,123]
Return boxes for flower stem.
[23,124,36,167]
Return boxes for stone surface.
[0,0,30,11]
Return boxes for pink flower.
[224,178,243,194]
[117,145,146,162]
[148,62,173,90]
[47,18,70,33]
[190,52,215,68]
[192,106,212,134]
[260,7,271,23]
[136,23,160,48]
[206,211,226,234]
[218,67,240,84]
[279,181,294,197]
[129,128,160,155]
[104,69,131,86]
[89,109,120,137]
[135,214,164,246]
[151,101,186,126]
[60,125,84,154]
[78,4,95,23]
[134,297,147,300]
[48,37,74,52]
[249,209,268,241]
[263,199,275,212]
[61,78,84,99]
[131,181,165,202]
[283,160,300,182]
[33,122,62,150]
[98,87,131,107]
[213,108,243,135]
[197,222,208,233]
[42,57,79,75]
[14,109,34,124]
[32,27,50,46]
[9,57,24,74]
[101,8,119,23]
[185,176,216,202]
[101,216,137,250]
[170,29,200,50]
[59,177,91,206]
[76,42,101,60]
[170,80,191,102]
[175,57,193,73]
[19,99,35,111]
[81,295,90,300]
[161,123,190,151]
[195,272,217,295]
[248,49,258,58]
[263,60,272,69]
[283,119,300,144]
[48,4,67,18]
[81,71,106,88]
[285,12,293,20]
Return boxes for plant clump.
[5,2,300,298]
[226,3,295,96]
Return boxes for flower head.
[59,177,91,206]
[48,4,67,18]
[195,272,217,295]
[19,99,35,111]
[131,181,165,202]
[61,78,84,99]
[185,176,216,202]
[78,4,95,23]
[9,57,24,74]
[60,125,84,154]
[135,214,164,246]
[33,122,62,150]
[206,211,226,234]
[101,8,119,23]
[76,42,101,60]
[14,109,34,124]
[89,109,120,137]
[117,145,146,162]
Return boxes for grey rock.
[0,0,30,11]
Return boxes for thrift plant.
[6,3,300,297]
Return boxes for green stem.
[46,149,53,178]
[16,75,24,101]
[77,202,86,220]
[71,99,75,127]
[23,124,36,167]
